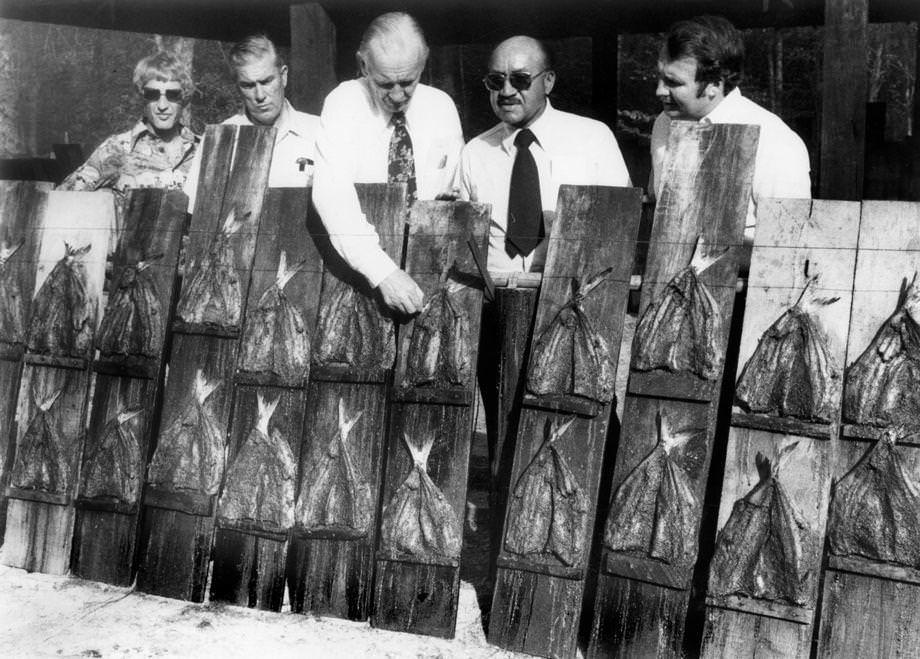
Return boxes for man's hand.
[435,187,461,201]
[377,268,424,315]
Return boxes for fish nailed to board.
[504,416,589,567]
[97,253,164,360]
[844,273,920,429]
[735,266,841,423]
[631,234,727,381]
[80,406,145,504]
[527,266,617,404]
[604,411,704,570]
[11,387,66,494]
[27,242,95,358]
[239,250,310,385]
[0,239,26,348]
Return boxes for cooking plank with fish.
[587,122,757,659]
[70,189,186,585]
[1,191,111,574]
[487,184,642,659]
[135,124,273,601]
[700,199,860,659]
[209,188,322,611]
[371,199,489,638]
[286,183,406,621]
[816,201,920,658]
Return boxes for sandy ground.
[0,565,528,658]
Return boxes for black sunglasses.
[142,87,183,103]
[483,70,549,92]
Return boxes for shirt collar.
[131,119,197,149]
[500,99,555,153]
[701,88,744,124]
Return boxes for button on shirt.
[456,101,632,274]
[650,88,811,238]
[183,99,319,210]
[312,79,464,287]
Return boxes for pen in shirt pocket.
[297,157,314,172]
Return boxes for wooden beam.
[819,0,868,200]
[289,3,337,116]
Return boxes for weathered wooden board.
[488,185,642,658]
[1,191,111,572]
[174,125,274,337]
[700,199,860,659]
[210,187,320,610]
[1,363,90,573]
[372,200,490,639]
[588,122,757,659]
[210,384,306,610]
[287,183,406,621]
[0,181,48,540]
[71,189,187,585]
[816,201,920,656]
[0,180,48,360]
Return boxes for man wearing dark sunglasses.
[455,35,631,531]
[59,50,199,227]
[313,12,463,316]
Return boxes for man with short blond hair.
[312,12,464,316]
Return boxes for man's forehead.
[235,54,281,81]
[489,44,542,72]
[658,55,698,79]
[365,48,424,81]
[145,78,182,89]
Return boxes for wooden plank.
[289,3,337,116]
[174,125,273,336]
[71,189,186,585]
[819,0,868,199]
[1,190,111,573]
[588,122,756,659]
[136,333,236,600]
[372,199,490,639]
[287,183,406,621]
[210,188,320,610]
[816,200,920,655]
[489,185,642,658]
[700,199,860,658]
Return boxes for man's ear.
[280,64,289,89]
[356,52,368,77]
[705,79,724,100]
[544,70,556,95]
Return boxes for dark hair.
[665,15,743,93]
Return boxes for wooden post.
[0,181,48,541]
[488,185,642,658]
[700,199,861,658]
[135,125,274,601]
[816,201,920,656]
[70,189,186,586]
[287,183,406,621]
[209,187,322,611]
[819,0,868,199]
[371,200,490,638]
[289,3,338,115]
[1,191,112,574]
[587,122,758,658]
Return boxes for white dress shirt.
[650,88,811,237]
[184,99,319,210]
[312,79,464,287]
[456,100,632,274]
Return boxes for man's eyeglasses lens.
[143,88,183,103]
[483,71,546,92]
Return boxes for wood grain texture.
[211,527,287,610]
[1,497,75,574]
[372,199,489,639]
[700,199,861,659]
[136,506,214,602]
[490,185,642,658]
[0,358,22,540]
[589,123,755,659]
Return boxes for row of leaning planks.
[2,119,918,658]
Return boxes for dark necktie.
[388,111,417,205]
[506,128,543,258]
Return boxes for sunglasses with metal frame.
[482,69,549,92]
[142,87,183,103]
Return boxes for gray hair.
[229,33,285,72]
[357,12,429,64]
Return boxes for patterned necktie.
[388,111,417,205]
[506,128,543,258]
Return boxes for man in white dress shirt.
[312,12,464,315]
[455,35,632,528]
[184,33,320,207]
[650,15,811,241]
